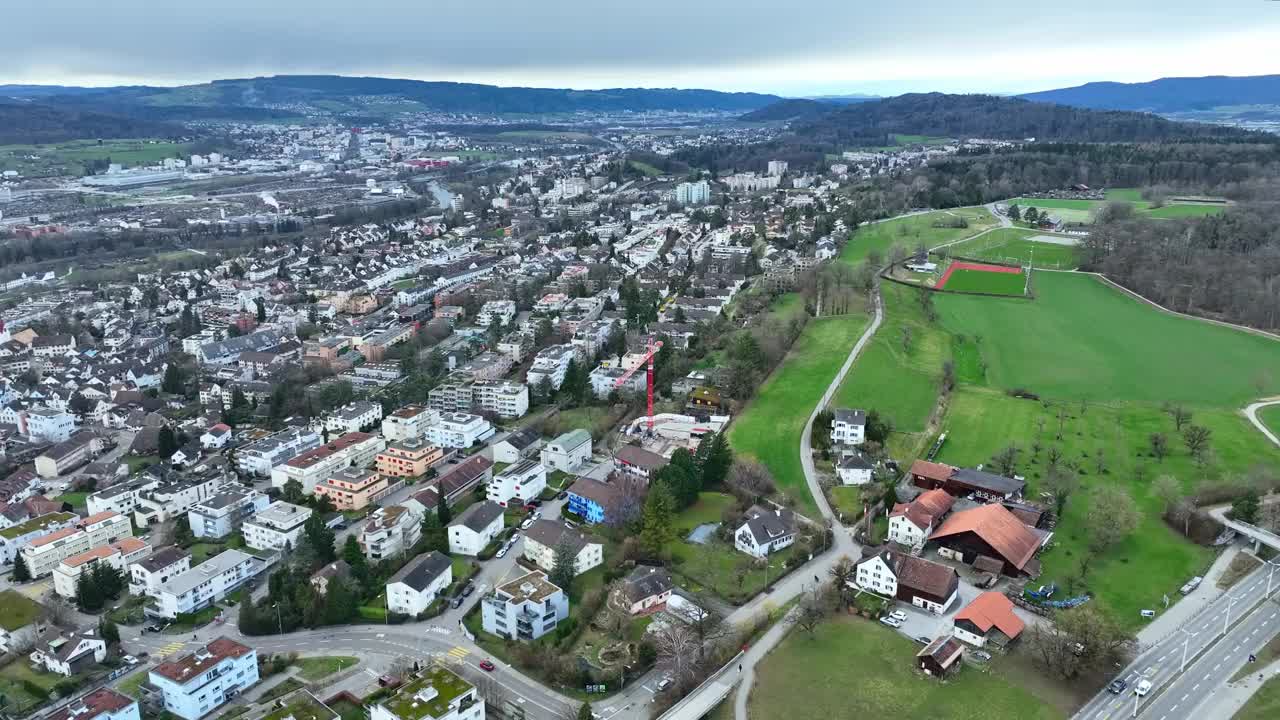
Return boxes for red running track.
[936,261,1021,289]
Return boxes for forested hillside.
[0,100,182,145]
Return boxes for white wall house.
[188,487,270,539]
[485,459,546,508]
[424,412,494,449]
[733,505,796,558]
[830,408,866,446]
[481,570,569,642]
[129,546,192,597]
[540,429,591,473]
[835,452,873,485]
[242,501,312,551]
[150,550,259,619]
[386,551,453,617]
[147,638,259,720]
[45,688,140,720]
[522,520,603,576]
[447,502,505,556]
[369,667,484,720]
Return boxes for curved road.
[1243,399,1280,449]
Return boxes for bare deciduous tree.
[651,621,701,687]
[1183,425,1212,461]
[1150,432,1168,461]
[1030,606,1134,679]
[1082,486,1140,577]
[1044,466,1078,518]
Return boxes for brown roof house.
[613,565,675,616]
[916,636,966,679]
[887,488,954,550]
[952,592,1026,648]
[929,504,1051,577]
[855,548,960,614]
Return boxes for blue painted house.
[566,477,617,525]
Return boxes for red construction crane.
[613,340,663,431]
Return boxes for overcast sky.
[7,1,1280,96]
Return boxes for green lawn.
[1104,188,1145,202]
[934,272,1280,406]
[1234,674,1280,720]
[840,209,998,265]
[729,311,870,515]
[292,656,358,681]
[828,486,863,522]
[0,138,192,177]
[0,589,43,631]
[259,678,306,704]
[1146,204,1227,219]
[944,228,1081,270]
[669,534,796,605]
[188,543,226,565]
[56,491,90,509]
[939,266,1027,296]
[1262,405,1280,437]
[0,660,64,711]
[115,669,149,699]
[748,616,1063,720]
[1007,196,1224,223]
[672,492,734,531]
[628,160,662,177]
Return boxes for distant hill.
[0,99,182,145]
[787,93,1256,145]
[24,75,784,122]
[1020,75,1280,113]
[803,94,882,105]
[740,99,835,122]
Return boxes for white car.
[123,655,139,666]
[496,547,508,558]
[879,616,902,628]
[1134,679,1153,697]
[889,610,908,622]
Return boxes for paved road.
[1243,399,1280,449]
[1074,563,1280,720]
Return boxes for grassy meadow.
[943,228,1081,269]
[939,266,1027,296]
[840,208,998,265]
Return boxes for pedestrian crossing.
[447,646,470,659]
[156,641,187,658]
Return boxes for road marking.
[448,646,470,659]
[1158,654,1167,662]
[1215,663,1222,671]
[1270,612,1278,620]
[1192,683,1200,691]
[1171,704,1178,712]
[1234,645,1241,653]
[1181,693,1190,701]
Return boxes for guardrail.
[656,651,745,720]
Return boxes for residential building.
[20,511,132,578]
[150,550,259,619]
[674,180,710,206]
[930,503,1050,577]
[235,428,322,477]
[481,569,569,642]
[540,429,591,473]
[314,468,397,511]
[24,408,77,443]
[887,489,954,549]
[146,637,259,720]
[565,477,619,525]
[916,636,965,679]
[0,510,76,564]
[952,592,1026,648]
[129,546,192,597]
[447,502,505,556]
[86,476,161,517]
[424,413,494,449]
[188,487,270,540]
[54,537,150,598]
[767,160,789,176]
[360,506,422,562]
[854,548,960,614]
[830,408,866,446]
[429,379,529,419]
[242,501,312,551]
[525,344,576,390]
[310,560,351,597]
[614,565,674,615]
[522,520,602,576]
[271,432,386,494]
[909,460,1026,501]
[613,445,667,479]
[490,428,541,464]
[386,551,453,617]
[381,405,437,442]
[35,434,96,478]
[30,630,107,676]
[199,424,232,450]
[376,439,444,479]
[734,505,796,558]
[486,459,546,508]
[404,457,493,517]
[0,589,44,652]
[45,688,139,720]
[322,401,384,435]
[368,666,483,720]
[476,300,516,327]
[131,474,225,527]
[835,451,874,486]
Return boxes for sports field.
[936,261,1026,296]
[840,208,998,265]
[945,228,1081,269]
[1007,195,1225,224]
[729,309,870,516]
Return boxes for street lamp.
[272,603,283,635]
[1223,592,1245,637]
[1265,559,1280,596]
[1131,686,1140,718]
[1178,628,1198,672]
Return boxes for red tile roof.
[954,591,1025,640]
[910,459,955,483]
[46,688,135,720]
[890,488,954,530]
[931,504,1040,572]
[151,637,252,683]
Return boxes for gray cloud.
[7,1,1280,94]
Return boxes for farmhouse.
[909,460,1025,501]
[952,591,1026,648]
[830,408,866,446]
[855,548,959,614]
[887,488,954,549]
[916,636,965,678]
[930,504,1050,577]
[734,505,796,558]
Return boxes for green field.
[748,616,1063,720]
[1146,204,1228,218]
[1007,196,1225,224]
[1263,405,1280,437]
[0,138,192,177]
[729,310,870,516]
[1234,675,1280,720]
[628,160,663,177]
[934,272,1280,406]
[939,266,1027,296]
[944,228,1081,269]
[841,209,998,265]
[1104,188,1145,202]
[667,493,795,603]
[292,656,358,681]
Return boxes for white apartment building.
[129,546,192,597]
[360,506,422,562]
[447,502,505,556]
[830,408,866,446]
[429,380,529,419]
[522,519,603,576]
[86,477,161,517]
[188,487,270,540]
[768,160,789,176]
[369,666,484,720]
[242,501,312,551]
[485,459,546,508]
[386,551,453,617]
[481,570,569,642]
[382,405,438,442]
[476,300,516,327]
[525,344,576,390]
[53,537,150,598]
[147,638,259,720]
[540,430,591,473]
[24,408,77,443]
[0,511,77,564]
[322,400,384,435]
[235,427,322,477]
[150,550,259,619]
[424,413,494,449]
[20,512,133,578]
[270,432,386,493]
[132,474,226,527]
[674,180,710,206]
[45,688,140,720]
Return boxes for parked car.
[462,582,476,597]
[1107,678,1128,694]
[479,659,496,672]
[1134,679,1152,697]
[496,546,508,558]
[1180,577,1203,595]
[527,499,543,507]
[971,650,992,662]
[556,491,568,500]
[914,636,931,645]
[878,616,902,628]
[520,517,536,530]
[450,596,464,609]
[889,610,908,622]
[656,676,674,692]
[123,655,139,666]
